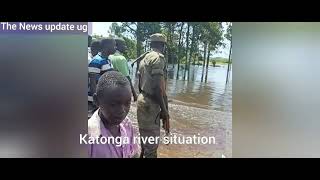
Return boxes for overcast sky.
[91,22,231,58]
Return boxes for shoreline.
[128,99,232,158]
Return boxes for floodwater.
[127,63,232,158]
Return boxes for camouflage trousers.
[137,93,161,158]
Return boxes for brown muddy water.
[128,64,232,158]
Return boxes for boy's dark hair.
[90,41,101,51]
[96,70,130,98]
[115,38,126,47]
[100,38,115,49]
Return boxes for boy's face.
[151,41,165,53]
[90,48,99,57]
[102,41,116,56]
[96,86,131,126]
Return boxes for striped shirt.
[88,53,113,101]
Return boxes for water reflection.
[130,63,232,113]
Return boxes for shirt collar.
[114,50,121,55]
[89,109,127,138]
[152,48,163,54]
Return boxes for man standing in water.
[137,33,170,158]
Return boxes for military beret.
[150,33,166,43]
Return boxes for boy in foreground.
[88,70,139,158]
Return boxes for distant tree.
[122,22,161,57]
[225,22,232,84]
[91,34,104,41]
[109,22,125,37]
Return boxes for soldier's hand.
[160,110,170,133]
[160,110,169,120]
[133,93,138,102]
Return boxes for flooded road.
[128,64,232,158]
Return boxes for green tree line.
[93,22,232,82]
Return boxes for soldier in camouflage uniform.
[137,33,169,158]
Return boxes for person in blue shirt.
[88,38,116,116]
[88,40,101,64]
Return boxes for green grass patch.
[174,57,232,66]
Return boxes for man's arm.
[89,73,97,97]
[150,54,170,134]
[150,55,168,115]
[152,74,168,116]
[138,73,142,93]
[153,74,170,135]
[127,76,138,102]
[88,59,102,100]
